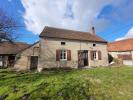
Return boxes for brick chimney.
[91,26,96,35]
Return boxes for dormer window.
[61,42,66,45]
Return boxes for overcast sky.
[1,0,133,43]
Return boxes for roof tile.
[108,38,133,52]
[0,42,30,55]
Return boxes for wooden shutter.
[90,51,94,60]
[98,51,102,60]
[118,54,132,60]
[56,49,60,61]
[67,50,71,61]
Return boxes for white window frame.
[93,51,98,60]
[60,50,67,61]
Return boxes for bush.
[113,58,123,66]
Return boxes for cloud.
[21,0,133,35]
[116,27,133,41]
[21,0,118,34]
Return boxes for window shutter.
[56,49,60,61]
[118,54,132,60]
[98,51,102,60]
[90,51,94,60]
[67,50,71,61]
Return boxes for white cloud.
[20,0,121,34]
[116,27,133,41]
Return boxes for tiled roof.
[108,38,133,52]
[0,41,30,55]
[40,26,107,43]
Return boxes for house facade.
[38,26,109,69]
[108,38,133,65]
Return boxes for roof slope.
[0,41,30,55]
[108,38,133,52]
[40,26,107,43]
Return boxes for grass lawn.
[0,66,133,100]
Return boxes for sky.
[0,0,133,44]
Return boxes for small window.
[61,42,66,45]
[60,50,67,60]
[93,43,96,47]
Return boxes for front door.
[30,56,38,70]
[78,50,88,68]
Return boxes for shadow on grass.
[0,68,80,88]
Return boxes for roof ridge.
[45,26,93,35]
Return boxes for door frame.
[78,50,89,68]
[30,56,38,70]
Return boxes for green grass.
[0,66,133,100]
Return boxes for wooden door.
[78,50,88,68]
[30,56,38,70]
[83,50,88,66]
[8,55,15,67]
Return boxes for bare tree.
[0,9,22,42]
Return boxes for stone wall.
[39,38,109,69]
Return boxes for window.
[60,50,67,60]
[93,43,96,47]
[91,51,102,60]
[61,42,66,45]
[93,51,98,60]
[56,50,71,61]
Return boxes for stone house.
[0,41,29,68]
[13,26,109,70]
[108,38,133,65]
[38,26,109,69]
